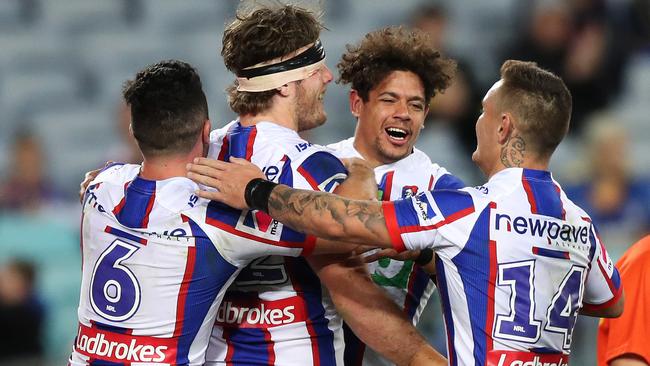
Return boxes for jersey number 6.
[90,240,141,322]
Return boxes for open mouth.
[385,127,408,141]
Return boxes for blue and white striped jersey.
[383,168,622,366]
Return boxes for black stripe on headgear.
[237,40,326,79]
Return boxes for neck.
[140,143,204,180]
[486,159,550,179]
[138,156,195,180]
[239,98,298,131]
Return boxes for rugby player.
[189,60,625,366]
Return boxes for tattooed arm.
[187,156,396,247]
[267,185,393,246]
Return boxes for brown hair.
[337,26,455,102]
[123,60,208,157]
[222,5,324,115]
[498,60,572,158]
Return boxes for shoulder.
[92,163,140,186]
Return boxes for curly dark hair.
[123,60,208,157]
[337,26,456,102]
[222,5,323,115]
[498,59,572,158]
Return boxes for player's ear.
[277,83,292,97]
[202,120,211,144]
[349,89,362,118]
[497,112,514,145]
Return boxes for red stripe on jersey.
[205,216,308,250]
[111,181,131,216]
[297,165,321,190]
[141,190,156,228]
[223,327,235,366]
[383,171,394,200]
[218,135,230,161]
[485,240,498,358]
[521,175,538,214]
[382,202,406,252]
[581,283,623,313]
[263,328,276,365]
[245,126,257,161]
[596,255,619,296]
[301,235,317,257]
[173,246,197,338]
[427,174,435,190]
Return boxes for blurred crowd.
[1,0,649,364]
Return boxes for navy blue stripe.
[393,197,423,228]
[435,256,455,365]
[533,247,570,259]
[227,327,271,365]
[522,169,563,219]
[206,200,242,228]
[434,174,465,190]
[451,205,492,365]
[89,360,125,366]
[92,322,129,334]
[298,151,347,188]
[431,189,473,219]
[228,123,253,159]
[105,226,146,245]
[176,219,238,364]
[114,178,156,228]
[406,266,431,320]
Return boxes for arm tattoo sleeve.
[268,185,390,245]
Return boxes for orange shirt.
[597,236,650,366]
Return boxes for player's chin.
[379,143,411,162]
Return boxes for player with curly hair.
[327,26,464,366]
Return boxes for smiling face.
[352,70,428,166]
[295,64,334,132]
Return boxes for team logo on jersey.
[402,185,419,198]
[237,210,282,239]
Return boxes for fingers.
[364,248,399,263]
[186,171,223,190]
[194,189,224,201]
[79,167,102,204]
[192,157,231,170]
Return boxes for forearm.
[309,255,445,366]
[267,185,392,246]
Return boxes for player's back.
[389,168,621,366]
[71,163,306,365]
[204,121,348,366]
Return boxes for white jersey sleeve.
[582,223,623,310]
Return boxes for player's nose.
[322,65,334,84]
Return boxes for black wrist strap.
[414,248,434,266]
[244,178,277,213]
